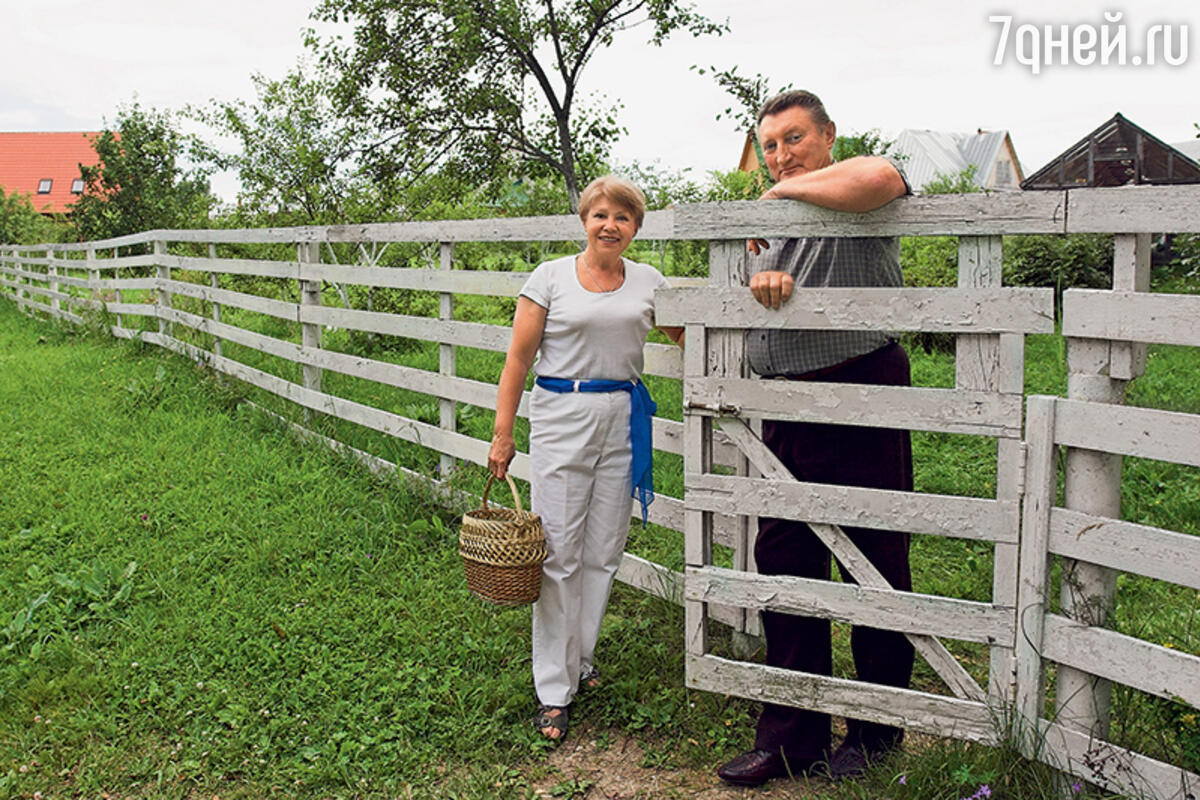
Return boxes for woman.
[488,175,683,741]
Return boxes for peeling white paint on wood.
[1063,289,1200,348]
[1041,614,1200,708]
[656,287,1055,333]
[1065,184,1200,234]
[1048,508,1200,592]
[687,565,1012,643]
[685,377,1023,437]
[685,473,1018,543]
[1055,398,1200,467]
[1037,719,1200,800]
[687,653,998,743]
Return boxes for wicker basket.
[459,474,546,606]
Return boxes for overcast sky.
[4,0,1197,201]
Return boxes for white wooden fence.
[3,185,1200,798]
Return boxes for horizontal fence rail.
[4,187,1200,799]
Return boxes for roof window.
[37,179,52,194]
[71,178,85,194]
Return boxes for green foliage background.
[0,188,70,246]
[73,103,215,242]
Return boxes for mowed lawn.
[0,301,717,799]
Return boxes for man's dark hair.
[756,89,832,128]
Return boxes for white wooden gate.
[656,194,1200,800]
[657,237,1050,745]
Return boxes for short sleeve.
[885,156,913,196]
[519,262,552,309]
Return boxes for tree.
[692,65,791,137]
[0,188,65,246]
[697,66,894,182]
[832,129,895,162]
[923,164,981,194]
[73,103,214,241]
[308,0,725,211]
[191,67,370,225]
[693,65,790,187]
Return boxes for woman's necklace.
[580,253,624,293]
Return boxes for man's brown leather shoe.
[718,749,788,787]
[718,748,823,787]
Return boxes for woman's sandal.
[580,666,601,690]
[535,704,569,740]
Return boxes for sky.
[4,0,1197,201]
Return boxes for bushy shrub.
[1,188,69,245]
[900,232,1113,342]
[923,164,980,194]
[901,236,958,288]
[1003,234,1112,312]
[1169,233,1200,278]
[899,236,958,353]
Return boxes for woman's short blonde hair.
[578,175,646,228]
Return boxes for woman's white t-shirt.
[519,254,670,382]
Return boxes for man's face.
[757,106,837,183]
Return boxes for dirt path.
[528,724,835,800]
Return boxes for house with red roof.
[0,132,103,214]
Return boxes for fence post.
[2,247,16,305]
[48,248,60,317]
[87,247,102,325]
[708,239,758,651]
[683,318,712,666]
[298,242,323,407]
[154,240,170,340]
[39,248,51,314]
[1056,233,1150,741]
[19,251,34,309]
[438,241,456,479]
[209,244,222,360]
[1108,234,1151,380]
[25,250,38,310]
[109,248,122,333]
[1013,395,1057,749]
[956,235,1023,705]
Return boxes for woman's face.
[581,197,638,257]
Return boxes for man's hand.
[759,184,787,201]
[749,270,794,309]
[747,238,771,256]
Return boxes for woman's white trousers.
[529,384,633,707]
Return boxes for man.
[716,90,915,787]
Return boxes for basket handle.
[481,473,524,513]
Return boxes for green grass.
[2,290,1198,798]
[0,300,773,799]
[0,302,550,797]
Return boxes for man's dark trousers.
[752,340,916,763]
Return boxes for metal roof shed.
[891,128,1021,192]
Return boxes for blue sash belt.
[535,376,656,526]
